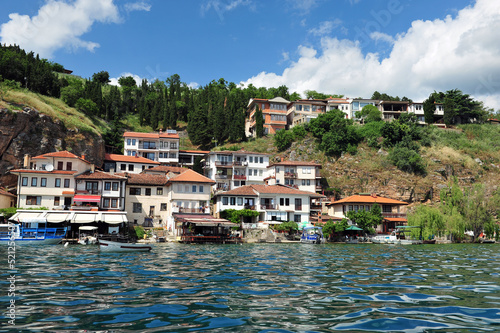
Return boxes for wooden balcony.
[284,172,297,178]
[260,204,276,210]
[233,175,246,180]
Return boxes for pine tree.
[255,105,264,138]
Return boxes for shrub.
[274,129,295,152]
[389,146,426,175]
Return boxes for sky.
[1,0,500,109]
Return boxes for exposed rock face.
[0,107,105,188]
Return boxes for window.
[177,185,183,192]
[254,169,257,176]
[249,156,253,163]
[170,142,177,149]
[280,198,284,205]
[103,198,110,208]
[302,180,306,186]
[199,186,204,193]
[169,152,176,158]
[22,177,28,186]
[31,177,37,186]
[160,203,167,211]
[260,157,263,163]
[133,203,142,213]
[55,178,61,187]
[132,139,136,145]
[230,197,236,205]
[26,196,41,205]
[192,185,197,193]
[112,182,119,191]
[303,167,311,174]
[111,198,118,208]
[307,180,310,186]
[129,188,141,195]
[237,197,243,205]
[54,197,60,206]
[185,185,189,192]
[128,164,134,172]
[295,198,302,211]
[383,205,392,213]
[145,188,151,196]
[66,162,72,171]
[57,161,63,170]
[157,187,163,195]
[120,164,126,171]
[259,170,263,176]
[127,138,131,145]
[222,197,229,205]
[143,141,156,149]
[104,182,111,191]
[285,198,290,206]
[276,167,280,173]
[85,181,97,192]
[294,214,301,222]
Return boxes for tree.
[92,71,110,84]
[355,104,382,123]
[75,98,98,116]
[118,76,136,87]
[408,205,445,239]
[346,210,376,234]
[462,184,495,242]
[274,129,294,152]
[422,93,436,124]
[255,105,264,138]
[441,89,486,125]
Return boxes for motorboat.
[300,226,325,244]
[98,237,152,252]
[78,226,98,245]
[0,220,67,244]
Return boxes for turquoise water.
[1,243,499,332]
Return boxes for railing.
[244,205,255,210]
[382,213,407,219]
[71,206,99,211]
[295,206,302,211]
[260,204,276,210]
[138,144,157,149]
[233,175,246,180]
[77,190,101,195]
[310,204,322,210]
[172,207,210,214]
[215,174,229,179]
[284,172,297,178]
[215,161,232,166]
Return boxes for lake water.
[1,243,499,332]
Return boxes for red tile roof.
[268,161,321,168]
[167,169,215,184]
[218,184,324,197]
[123,131,179,139]
[179,150,210,154]
[104,153,160,164]
[209,150,270,156]
[0,188,16,198]
[31,151,90,163]
[9,169,76,175]
[327,194,408,206]
[75,171,127,180]
[125,173,169,186]
[144,165,187,174]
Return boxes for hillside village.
[2,92,499,243]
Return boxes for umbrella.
[346,225,363,231]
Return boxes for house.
[103,153,160,174]
[327,97,351,118]
[326,193,408,233]
[287,99,327,128]
[408,102,445,125]
[9,151,93,209]
[178,150,210,167]
[123,130,180,164]
[122,173,170,227]
[266,161,322,194]
[74,171,127,211]
[246,97,290,137]
[0,187,16,209]
[349,99,378,119]
[142,165,187,176]
[214,184,325,228]
[204,150,270,193]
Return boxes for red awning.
[73,195,101,203]
[384,217,407,222]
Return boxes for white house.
[266,161,322,193]
[123,130,180,164]
[103,153,160,174]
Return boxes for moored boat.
[98,238,152,252]
[0,221,67,244]
[300,226,325,244]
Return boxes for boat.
[0,220,67,244]
[423,239,436,244]
[300,226,325,244]
[371,227,422,245]
[78,226,98,245]
[98,238,152,252]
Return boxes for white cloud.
[0,0,120,58]
[308,20,342,37]
[201,0,253,20]
[243,0,500,109]
[109,73,143,86]
[124,1,151,12]
[287,0,319,13]
[370,31,395,44]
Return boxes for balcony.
[173,206,210,214]
[215,161,232,167]
[284,172,297,178]
[244,205,256,210]
[382,213,407,219]
[138,144,157,150]
[233,175,246,180]
[215,174,229,180]
[260,204,276,210]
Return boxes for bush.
[389,146,426,175]
[274,129,295,152]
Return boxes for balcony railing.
[260,204,276,210]
[382,213,407,219]
[284,172,297,178]
[244,205,255,210]
[215,161,232,167]
[233,175,246,180]
[138,144,157,150]
[173,207,210,214]
[215,174,229,179]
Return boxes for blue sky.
[1,0,500,109]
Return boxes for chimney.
[81,154,86,160]
[23,154,31,168]
[91,164,95,173]
[159,129,163,135]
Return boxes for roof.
[104,154,160,164]
[0,188,15,198]
[208,150,270,156]
[173,213,234,227]
[327,194,408,206]
[123,131,179,139]
[125,173,169,186]
[9,169,76,175]
[268,97,290,104]
[75,171,127,180]
[144,165,187,174]
[179,150,210,154]
[268,161,321,168]
[32,151,90,163]
[384,217,408,222]
[218,184,324,198]
[167,169,215,184]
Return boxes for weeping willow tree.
[407,205,445,240]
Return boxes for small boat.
[300,226,325,244]
[0,221,67,244]
[98,238,152,252]
[78,226,98,245]
[423,239,436,244]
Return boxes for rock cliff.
[0,107,105,188]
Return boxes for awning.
[186,220,235,227]
[384,217,407,222]
[72,213,97,223]
[73,195,101,203]
[346,225,363,231]
[101,213,128,224]
[79,226,98,230]
[46,212,71,223]
[10,211,46,223]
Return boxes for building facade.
[123,130,180,164]
[246,97,290,137]
[103,153,160,174]
[266,161,322,193]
